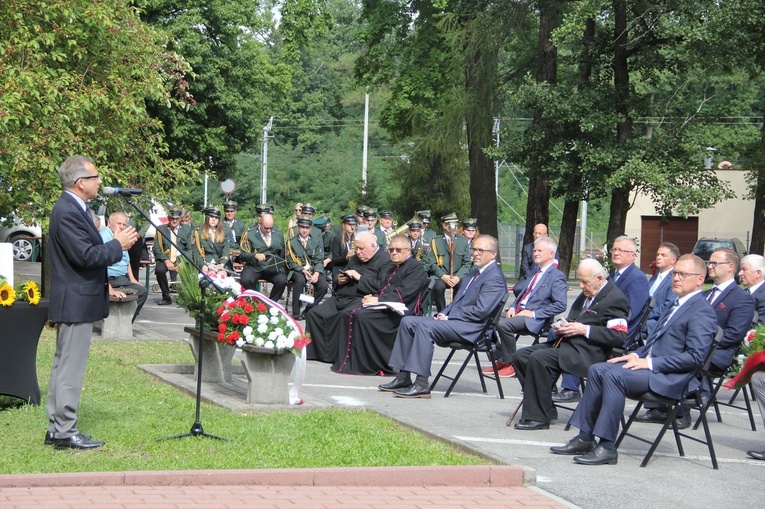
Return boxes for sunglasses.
[389,247,409,253]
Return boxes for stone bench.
[96,294,138,339]
[184,326,295,405]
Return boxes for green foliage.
[0,332,485,472]
[0,0,199,225]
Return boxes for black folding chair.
[429,292,510,398]
[616,327,723,469]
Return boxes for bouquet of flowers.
[724,324,765,390]
[216,291,311,358]
[0,275,41,306]
[176,261,242,327]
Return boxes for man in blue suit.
[739,254,765,324]
[493,237,568,377]
[380,235,507,398]
[556,235,649,402]
[643,242,680,336]
[549,254,717,465]
[46,156,139,450]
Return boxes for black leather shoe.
[53,433,104,450]
[674,414,691,430]
[514,419,550,431]
[573,445,618,465]
[746,450,765,461]
[378,376,412,392]
[46,431,91,445]
[156,299,172,306]
[634,409,668,423]
[552,389,581,402]
[393,383,431,399]
[550,437,597,455]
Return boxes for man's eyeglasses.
[706,261,731,267]
[389,247,409,253]
[672,271,703,280]
[470,248,494,255]
[78,175,100,182]
[611,248,636,254]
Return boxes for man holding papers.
[332,235,429,375]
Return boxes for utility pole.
[261,116,274,204]
[362,92,369,196]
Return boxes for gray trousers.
[496,316,530,362]
[46,322,94,439]
[751,370,765,429]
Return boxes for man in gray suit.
[379,235,508,398]
[46,156,138,450]
[493,237,568,377]
[740,254,765,324]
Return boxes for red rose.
[218,324,227,333]
[221,313,231,323]
[240,315,250,325]
[244,305,255,313]
[227,331,239,343]
[217,306,224,315]
[257,303,267,312]
[217,332,225,341]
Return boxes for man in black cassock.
[332,235,429,375]
[305,231,393,362]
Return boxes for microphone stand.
[120,195,228,442]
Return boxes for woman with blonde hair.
[190,206,231,271]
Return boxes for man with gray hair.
[511,258,630,430]
[46,156,139,450]
[739,254,765,324]
[556,235,647,402]
[491,236,568,378]
[100,212,148,323]
[305,231,394,363]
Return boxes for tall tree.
[0,0,197,223]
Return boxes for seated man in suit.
[379,235,507,398]
[643,242,679,337]
[491,237,568,377]
[511,259,630,430]
[549,254,717,465]
[739,254,765,324]
[100,212,148,323]
[556,235,649,403]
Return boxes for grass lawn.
[0,328,487,474]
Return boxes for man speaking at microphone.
[46,156,139,450]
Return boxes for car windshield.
[694,240,731,259]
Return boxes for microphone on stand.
[102,186,144,196]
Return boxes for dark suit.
[47,191,124,439]
[569,292,717,442]
[239,225,287,300]
[750,283,765,325]
[645,269,676,335]
[512,282,630,423]
[705,283,754,371]
[519,242,535,280]
[388,261,507,378]
[496,265,568,361]
[610,263,649,332]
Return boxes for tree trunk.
[751,168,765,255]
[558,181,580,278]
[607,0,632,244]
[465,44,498,239]
[523,0,562,244]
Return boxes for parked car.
[0,219,43,262]
[692,237,748,283]
[691,237,748,261]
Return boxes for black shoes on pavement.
[552,389,581,402]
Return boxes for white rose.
[270,316,280,325]
[243,326,253,336]
[268,331,278,341]
[254,337,265,347]
[258,314,269,324]
[269,307,279,316]
[257,323,268,333]
[235,338,245,347]
[264,340,275,348]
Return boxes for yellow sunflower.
[23,281,41,305]
[0,281,16,307]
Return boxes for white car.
[0,219,43,262]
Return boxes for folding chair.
[616,327,723,469]
[692,342,758,432]
[429,292,510,398]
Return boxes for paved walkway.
[0,467,570,508]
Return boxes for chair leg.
[444,355,474,398]
[742,387,757,431]
[484,343,504,399]
[429,349,457,391]
[641,405,681,468]
[616,402,643,447]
